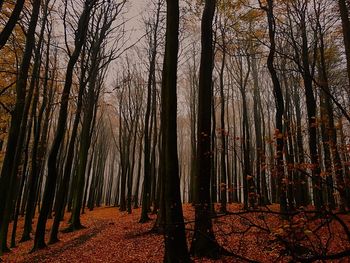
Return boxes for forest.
[0,0,350,262]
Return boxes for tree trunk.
[300,6,323,210]
[0,0,41,253]
[140,0,161,223]
[32,0,94,250]
[49,52,87,243]
[261,0,287,213]
[219,29,227,213]
[162,0,190,262]
[338,0,350,87]
[0,0,25,50]
[191,0,226,259]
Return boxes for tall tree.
[0,0,42,253]
[338,0,350,87]
[20,0,51,242]
[161,0,190,261]
[140,0,162,222]
[32,0,96,250]
[217,16,227,213]
[259,0,288,213]
[190,0,226,258]
[285,0,323,210]
[315,4,349,210]
[49,44,88,243]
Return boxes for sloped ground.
[2,205,350,262]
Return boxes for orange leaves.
[3,207,164,263]
[3,204,350,263]
[320,171,328,178]
[241,8,264,23]
[296,162,318,171]
[272,216,312,243]
[247,175,254,181]
[273,129,283,140]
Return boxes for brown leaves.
[3,205,350,263]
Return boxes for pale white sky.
[125,1,147,38]
[105,1,149,87]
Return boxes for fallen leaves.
[1,204,350,262]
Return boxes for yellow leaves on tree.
[0,0,27,159]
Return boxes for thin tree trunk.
[338,0,350,87]
[260,0,287,213]
[140,0,161,223]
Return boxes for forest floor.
[1,204,350,262]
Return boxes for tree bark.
[260,0,287,213]
[32,0,94,250]
[140,0,161,223]
[0,0,41,253]
[161,0,190,262]
[0,0,25,50]
[191,0,227,259]
[338,0,350,87]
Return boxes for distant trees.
[116,58,143,213]
[0,0,350,261]
[68,0,123,230]
[140,0,163,223]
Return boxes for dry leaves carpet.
[1,204,350,262]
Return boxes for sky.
[125,1,146,41]
[106,1,148,87]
